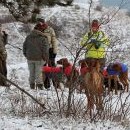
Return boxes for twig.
[0,73,46,109]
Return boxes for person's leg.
[49,58,56,67]
[45,54,56,89]
[0,60,5,86]
[27,60,35,89]
[2,60,7,78]
[35,60,45,90]
[44,78,51,89]
[0,60,8,86]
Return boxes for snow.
[0,115,126,130]
[0,0,130,129]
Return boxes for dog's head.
[79,59,88,68]
[57,58,79,79]
[112,63,122,72]
[57,58,70,68]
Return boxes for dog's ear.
[79,59,85,65]
[113,63,121,71]
[79,59,88,68]
[57,58,63,64]
[62,58,68,64]
[57,58,68,65]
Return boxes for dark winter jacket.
[23,29,49,61]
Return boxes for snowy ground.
[0,115,127,130]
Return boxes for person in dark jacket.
[0,23,8,86]
[23,23,49,90]
[36,18,58,89]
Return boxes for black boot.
[30,83,35,89]
[1,80,10,87]
[36,84,43,90]
[44,77,50,89]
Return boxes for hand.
[90,39,98,44]
[2,31,8,36]
[51,53,56,58]
[94,42,101,49]
[49,48,56,58]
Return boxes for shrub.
[126,11,130,17]
[95,5,103,12]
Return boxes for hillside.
[0,1,130,129]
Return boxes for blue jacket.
[107,63,128,75]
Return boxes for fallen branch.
[0,73,46,109]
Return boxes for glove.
[49,48,56,59]
[90,39,98,44]
[94,42,101,49]
[51,53,56,58]
[2,31,8,36]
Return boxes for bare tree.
[0,0,130,124]
[0,0,74,23]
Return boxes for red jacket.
[64,64,80,76]
[80,67,90,76]
[103,68,108,77]
[42,66,61,73]
[42,64,79,76]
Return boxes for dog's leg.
[114,76,118,95]
[122,80,129,92]
[125,78,129,92]
[119,72,129,92]
[108,76,111,94]
[78,76,85,93]
[124,79,129,92]
[53,80,61,89]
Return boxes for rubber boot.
[44,77,50,89]
[36,84,43,90]
[30,83,35,89]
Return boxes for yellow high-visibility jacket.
[80,30,110,58]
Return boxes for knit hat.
[91,19,99,28]
[34,22,48,31]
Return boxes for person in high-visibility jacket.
[80,19,110,69]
